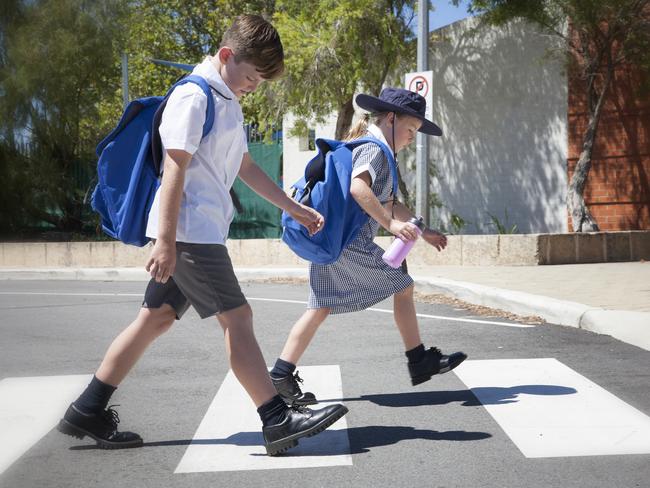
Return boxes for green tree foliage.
[460,0,650,232]
[124,0,277,121]
[1,0,425,237]
[0,0,128,234]
[265,0,417,140]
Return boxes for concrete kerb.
[412,275,650,351]
[1,267,647,351]
[0,267,309,282]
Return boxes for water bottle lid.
[408,216,426,231]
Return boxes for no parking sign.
[405,70,433,120]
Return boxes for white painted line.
[246,297,308,305]
[0,292,141,297]
[454,359,650,458]
[0,375,92,474]
[367,307,535,328]
[0,292,534,327]
[174,365,351,473]
[248,298,534,328]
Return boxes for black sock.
[270,358,296,379]
[73,375,117,414]
[405,344,426,363]
[257,395,288,426]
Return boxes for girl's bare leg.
[392,284,422,350]
[279,307,331,365]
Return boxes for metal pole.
[121,52,129,110]
[149,58,195,72]
[416,0,429,224]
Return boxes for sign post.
[408,0,431,224]
[405,68,433,225]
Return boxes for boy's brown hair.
[220,14,284,80]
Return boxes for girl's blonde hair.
[345,111,407,141]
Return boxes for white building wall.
[282,16,568,234]
[282,112,338,192]
[428,17,568,234]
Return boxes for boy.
[58,14,347,456]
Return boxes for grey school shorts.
[142,242,247,319]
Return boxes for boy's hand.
[423,229,447,251]
[288,203,324,236]
[146,240,176,283]
[389,219,420,242]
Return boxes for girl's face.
[391,114,422,152]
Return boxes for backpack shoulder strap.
[170,74,243,214]
[151,73,218,174]
[345,137,398,195]
[170,74,216,138]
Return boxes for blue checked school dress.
[307,130,414,314]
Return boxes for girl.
[271,87,467,405]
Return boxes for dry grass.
[413,291,545,325]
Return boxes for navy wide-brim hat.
[355,87,442,136]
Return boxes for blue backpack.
[281,137,398,264]
[91,75,216,246]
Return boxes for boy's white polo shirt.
[146,57,247,244]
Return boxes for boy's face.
[218,47,265,98]
[393,114,422,152]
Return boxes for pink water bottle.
[382,216,425,268]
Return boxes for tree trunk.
[334,97,355,140]
[567,63,613,232]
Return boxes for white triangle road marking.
[0,374,92,475]
[454,358,650,458]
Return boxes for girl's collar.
[366,123,390,147]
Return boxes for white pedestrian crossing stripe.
[0,374,92,475]
[454,358,650,458]
[2,360,650,475]
[174,365,352,473]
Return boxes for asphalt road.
[0,280,648,488]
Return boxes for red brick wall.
[568,60,650,231]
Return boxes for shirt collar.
[192,56,236,100]
[366,123,391,149]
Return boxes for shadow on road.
[322,384,578,407]
[69,426,491,456]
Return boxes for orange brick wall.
[568,59,650,231]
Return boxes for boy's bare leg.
[216,303,277,407]
[279,307,331,365]
[58,305,176,449]
[216,302,348,455]
[96,305,177,386]
[392,284,422,350]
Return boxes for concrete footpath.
[0,261,648,352]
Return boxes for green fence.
[7,140,284,239]
[229,141,283,239]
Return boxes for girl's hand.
[423,229,447,251]
[288,203,324,236]
[388,219,420,242]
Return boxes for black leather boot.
[57,404,143,449]
[408,347,467,386]
[271,371,318,406]
[263,403,348,455]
